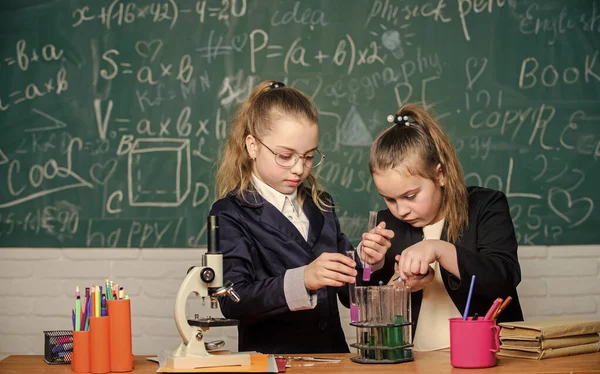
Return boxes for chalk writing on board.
[72,0,248,29]
[339,106,373,147]
[0,0,598,247]
[518,2,600,46]
[0,201,80,240]
[127,138,191,207]
[1,137,93,209]
[0,67,68,112]
[458,0,516,42]
[518,51,600,89]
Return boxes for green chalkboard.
[0,0,598,247]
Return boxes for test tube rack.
[349,285,414,364]
[350,319,414,364]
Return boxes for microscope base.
[167,352,251,369]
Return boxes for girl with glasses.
[211,80,394,354]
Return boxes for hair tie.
[269,81,285,89]
[386,114,415,127]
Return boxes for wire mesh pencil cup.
[44,330,73,364]
[350,284,414,364]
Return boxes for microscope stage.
[188,317,240,327]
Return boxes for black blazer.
[369,187,524,329]
[210,189,354,354]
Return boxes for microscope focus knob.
[227,287,241,303]
[200,267,215,283]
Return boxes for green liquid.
[382,327,390,360]
[391,315,405,360]
[368,331,375,359]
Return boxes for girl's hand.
[404,269,435,291]
[304,253,357,291]
[360,222,395,265]
[395,240,440,280]
[388,262,435,292]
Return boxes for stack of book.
[498,319,600,359]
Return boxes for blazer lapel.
[408,224,423,245]
[259,199,311,252]
[441,224,448,242]
[302,197,324,249]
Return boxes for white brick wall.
[0,245,598,359]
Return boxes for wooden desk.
[0,352,599,373]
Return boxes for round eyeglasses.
[255,138,324,169]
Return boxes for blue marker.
[52,343,73,353]
[463,275,476,320]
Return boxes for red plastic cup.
[449,317,500,368]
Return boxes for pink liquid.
[350,304,359,322]
[362,266,371,281]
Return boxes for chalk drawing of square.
[128,138,191,207]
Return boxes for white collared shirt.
[251,174,310,241]
[251,174,316,311]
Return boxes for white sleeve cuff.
[283,266,317,311]
[356,241,385,272]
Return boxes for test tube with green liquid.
[379,285,393,360]
[392,284,407,359]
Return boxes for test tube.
[367,286,382,360]
[345,251,359,323]
[380,285,395,360]
[391,284,406,359]
[362,211,378,281]
[355,286,368,359]
[404,283,413,359]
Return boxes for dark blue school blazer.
[368,187,524,329]
[210,188,355,354]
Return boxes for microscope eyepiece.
[207,216,219,254]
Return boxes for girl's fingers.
[398,255,406,279]
[361,244,383,263]
[325,252,356,268]
[324,261,357,277]
[410,259,421,275]
[363,233,392,250]
[324,270,355,285]
[373,226,395,240]
[402,257,413,277]
[360,244,376,259]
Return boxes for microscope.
[167,216,251,369]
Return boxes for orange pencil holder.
[89,316,110,374]
[71,330,90,373]
[107,299,133,372]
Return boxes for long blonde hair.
[215,80,331,210]
[369,104,468,243]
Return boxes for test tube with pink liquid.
[362,211,378,282]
